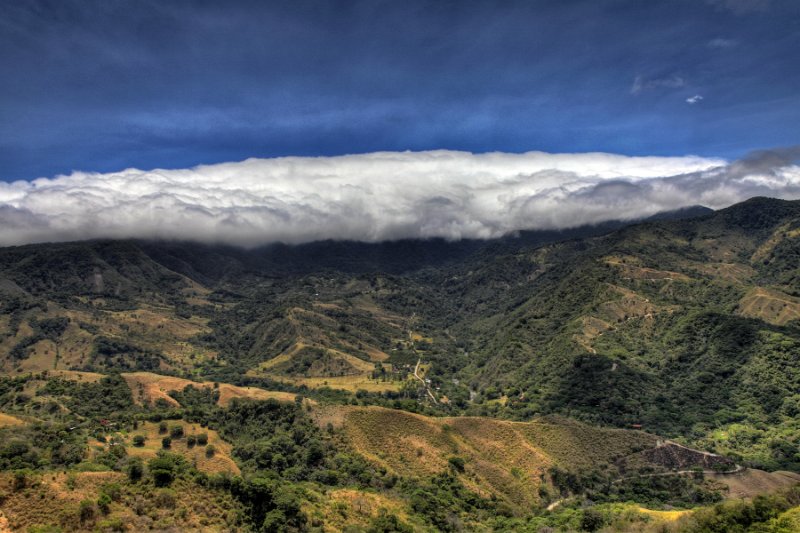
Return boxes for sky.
[0,0,799,246]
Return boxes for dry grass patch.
[117,421,240,475]
[362,346,390,362]
[0,471,124,532]
[303,487,416,533]
[604,257,691,281]
[518,417,657,470]
[325,348,376,374]
[340,407,559,509]
[122,372,192,407]
[216,383,299,407]
[0,471,238,532]
[337,407,661,511]
[47,369,105,382]
[635,506,692,521]
[409,331,433,344]
[751,224,800,263]
[122,371,304,408]
[737,287,800,325]
[0,412,26,427]
[98,306,218,367]
[688,262,755,283]
[707,469,800,499]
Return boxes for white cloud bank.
[1,149,799,247]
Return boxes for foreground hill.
[2,368,797,532]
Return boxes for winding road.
[414,358,438,404]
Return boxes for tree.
[149,453,185,488]
[581,509,605,532]
[367,508,414,533]
[127,458,143,483]
[12,469,29,491]
[162,437,172,449]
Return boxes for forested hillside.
[1,197,799,531]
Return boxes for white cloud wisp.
[0,149,799,247]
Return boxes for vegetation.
[1,197,800,530]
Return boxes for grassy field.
[0,471,239,532]
[0,411,26,427]
[634,505,692,521]
[706,469,800,499]
[0,302,218,375]
[737,286,800,325]
[332,406,659,511]
[100,420,241,475]
[121,371,305,407]
[603,255,692,281]
[303,487,421,533]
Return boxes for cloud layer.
[0,149,799,247]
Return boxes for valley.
[1,197,799,531]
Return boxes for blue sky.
[1,0,799,181]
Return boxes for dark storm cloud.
[1,0,799,180]
[728,145,800,176]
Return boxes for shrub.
[170,425,184,439]
[154,488,177,508]
[205,444,216,457]
[97,493,112,514]
[367,508,414,533]
[197,433,209,445]
[78,500,97,523]
[448,456,466,473]
[187,435,197,448]
[580,509,605,532]
[162,437,172,449]
[158,421,168,434]
[101,482,122,502]
[12,469,30,491]
[132,435,146,447]
[127,458,143,483]
[97,517,125,532]
[149,453,185,488]
[27,526,63,533]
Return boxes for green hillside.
[1,197,799,531]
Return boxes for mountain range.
[1,197,799,532]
